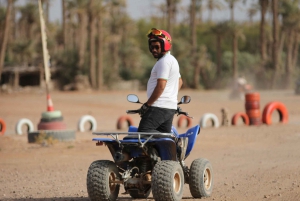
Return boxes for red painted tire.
[231,113,250,126]
[249,118,262,126]
[177,115,193,128]
[246,109,261,118]
[262,102,288,125]
[117,115,134,130]
[37,121,67,130]
[0,118,7,136]
[245,93,260,102]
[245,101,260,110]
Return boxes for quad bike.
[86,94,213,201]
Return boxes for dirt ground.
[1,88,300,201]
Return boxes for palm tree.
[210,21,229,77]
[0,0,13,82]
[96,0,104,90]
[42,0,49,24]
[228,22,245,79]
[247,4,258,25]
[205,0,224,23]
[224,0,240,22]
[166,0,180,36]
[89,0,96,88]
[271,0,279,89]
[75,1,88,71]
[259,0,269,62]
[62,0,67,49]
[190,0,199,88]
[280,0,300,88]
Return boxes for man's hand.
[140,103,150,117]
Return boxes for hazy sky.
[5,0,262,23]
[46,0,262,23]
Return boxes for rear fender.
[178,125,200,158]
[92,137,177,161]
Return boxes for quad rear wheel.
[189,158,213,198]
[152,161,184,201]
[87,160,121,201]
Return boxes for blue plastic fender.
[178,125,200,158]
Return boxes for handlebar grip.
[179,111,188,116]
[126,109,140,114]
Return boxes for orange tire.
[231,112,250,126]
[262,102,288,125]
[245,101,260,110]
[177,115,192,128]
[117,115,134,130]
[246,109,261,118]
[245,92,260,102]
[0,118,6,136]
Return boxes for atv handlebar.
[126,109,140,114]
[175,107,193,119]
[126,107,193,119]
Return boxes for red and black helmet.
[147,28,172,52]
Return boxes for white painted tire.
[78,115,97,132]
[41,110,62,119]
[199,113,219,128]
[15,118,34,135]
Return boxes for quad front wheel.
[87,160,121,201]
[189,158,213,198]
[152,160,184,201]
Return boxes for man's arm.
[178,78,183,91]
[146,79,167,106]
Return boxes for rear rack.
[92,132,175,148]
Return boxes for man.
[138,28,183,133]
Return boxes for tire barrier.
[37,121,67,130]
[28,130,76,143]
[40,116,63,122]
[15,118,34,135]
[117,115,134,130]
[231,112,250,126]
[262,101,288,125]
[245,92,262,126]
[78,115,97,132]
[0,118,6,136]
[177,115,192,128]
[199,113,219,128]
[41,110,62,119]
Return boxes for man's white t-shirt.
[147,52,181,110]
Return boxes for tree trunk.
[42,0,49,24]
[259,0,268,61]
[89,0,96,88]
[232,32,238,79]
[230,3,234,22]
[271,0,279,89]
[0,0,13,82]
[62,0,67,49]
[190,0,199,89]
[77,13,87,70]
[278,31,285,66]
[167,0,174,36]
[292,32,299,69]
[216,35,222,77]
[97,6,103,90]
[285,29,294,89]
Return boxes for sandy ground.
[1,89,300,201]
